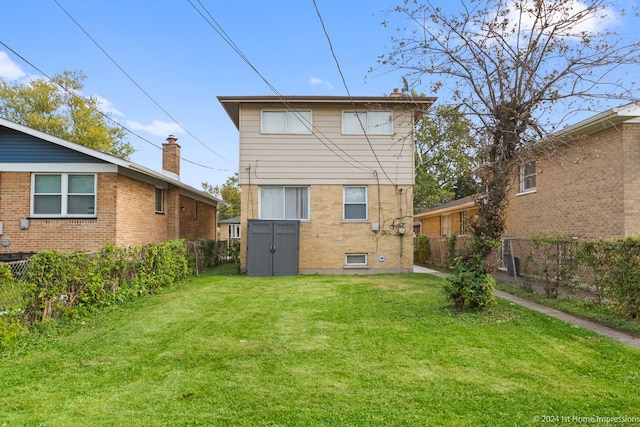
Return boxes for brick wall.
[240,183,414,274]
[178,195,218,241]
[0,172,117,252]
[504,126,628,238]
[0,171,218,253]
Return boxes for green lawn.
[1,269,639,426]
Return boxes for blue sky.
[2,1,640,190]
[0,0,408,189]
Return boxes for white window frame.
[259,186,310,220]
[261,110,312,134]
[228,224,241,239]
[155,188,164,213]
[31,173,97,218]
[342,110,393,135]
[519,161,537,194]
[343,186,368,221]
[345,253,368,266]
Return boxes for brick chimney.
[162,135,180,178]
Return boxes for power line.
[53,0,235,167]
[0,40,232,173]
[312,0,396,185]
[188,0,375,173]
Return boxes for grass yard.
[1,268,639,426]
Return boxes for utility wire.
[188,0,374,172]
[0,40,231,173]
[312,0,395,185]
[53,0,235,166]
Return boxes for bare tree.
[384,0,639,246]
[380,0,640,307]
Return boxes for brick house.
[414,196,477,238]
[416,102,640,245]
[0,118,222,254]
[218,93,435,275]
[504,102,640,239]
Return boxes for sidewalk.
[413,265,640,349]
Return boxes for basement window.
[345,253,368,267]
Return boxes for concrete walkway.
[413,265,640,349]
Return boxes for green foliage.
[578,237,640,319]
[19,240,191,325]
[202,173,240,221]
[0,70,134,158]
[444,237,496,310]
[444,256,496,310]
[446,234,458,267]
[413,105,479,212]
[414,235,430,265]
[524,235,578,298]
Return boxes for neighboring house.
[415,102,640,266]
[505,102,640,239]
[0,119,223,253]
[414,196,477,238]
[413,196,478,265]
[219,216,241,240]
[218,92,435,275]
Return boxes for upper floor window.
[32,173,96,218]
[342,111,393,135]
[343,186,368,220]
[262,110,312,134]
[259,186,309,220]
[519,162,536,193]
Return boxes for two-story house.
[218,93,435,275]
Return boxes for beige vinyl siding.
[238,104,415,185]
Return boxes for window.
[345,253,368,266]
[228,224,241,239]
[32,173,96,217]
[262,110,312,134]
[344,186,367,220]
[259,186,309,220]
[342,111,393,134]
[155,188,164,213]
[519,162,536,193]
[460,211,470,235]
[441,214,451,237]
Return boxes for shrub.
[578,237,640,319]
[414,235,430,265]
[444,237,496,310]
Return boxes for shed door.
[246,220,299,276]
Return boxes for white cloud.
[310,76,334,90]
[0,51,26,81]
[127,119,184,138]
[94,95,124,117]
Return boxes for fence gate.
[246,219,299,276]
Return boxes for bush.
[414,235,430,265]
[21,240,191,324]
[444,237,496,310]
[579,237,640,319]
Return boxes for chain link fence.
[499,237,599,301]
[421,235,602,303]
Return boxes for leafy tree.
[0,70,133,158]
[203,173,240,221]
[414,105,479,212]
[382,0,640,308]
